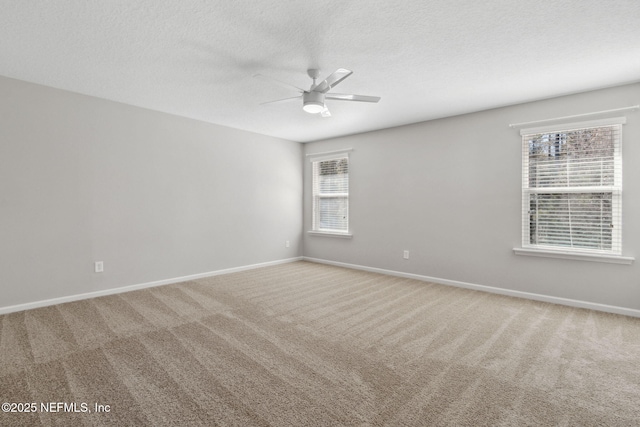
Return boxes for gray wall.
[0,76,302,309]
[304,83,640,311]
[2,75,638,313]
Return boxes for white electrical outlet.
[94,261,104,273]
[403,250,409,260]
[286,240,290,248]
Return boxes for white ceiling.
[1,1,639,142]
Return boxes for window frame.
[514,117,633,264]
[307,149,353,238]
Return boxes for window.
[520,118,624,256]
[310,151,350,235]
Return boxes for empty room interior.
[1,1,640,426]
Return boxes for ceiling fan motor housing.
[302,91,325,114]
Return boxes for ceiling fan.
[254,68,380,117]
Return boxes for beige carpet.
[1,261,639,426]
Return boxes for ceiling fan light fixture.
[302,91,325,114]
[303,101,325,114]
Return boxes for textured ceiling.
[1,0,639,142]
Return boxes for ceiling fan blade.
[253,74,305,93]
[259,96,301,105]
[320,106,331,118]
[325,93,381,103]
[312,68,353,93]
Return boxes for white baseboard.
[303,257,640,318]
[0,257,303,315]
[6,256,638,319]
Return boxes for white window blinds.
[311,153,349,233]
[521,118,623,254]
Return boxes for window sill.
[513,248,634,265]
[308,231,353,239]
